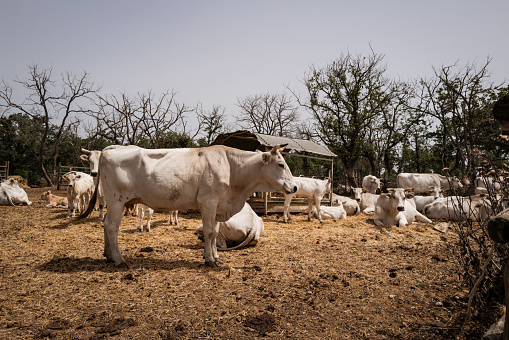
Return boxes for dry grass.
[0,187,490,339]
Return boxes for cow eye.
[278,163,284,168]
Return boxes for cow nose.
[397,206,405,211]
[293,186,298,193]
[356,198,361,202]
[91,172,98,177]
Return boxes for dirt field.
[0,187,496,339]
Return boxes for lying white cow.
[362,175,381,194]
[410,186,443,212]
[397,172,463,194]
[0,178,32,206]
[423,196,491,221]
[78,144,297,267]
[312,204,347,220]
[195,202,264,250]
[38,190,68,208]
[80,148,106,220]
[474,176,502,192]
[374,188,433,227]
[283,177,331,223]
[352,187,379,214]
[62,171,94,218]
[331,193,360,216]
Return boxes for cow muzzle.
[292,185,298,193]
[397,206,405,211]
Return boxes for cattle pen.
[211,130,337,215]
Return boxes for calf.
[137,206,178,232]
[283,177,331,223]
[374,188,432,227]
[195,202,264,250]
[313,204,347,220]
[331,193,360,216]
[62,172,94,218]
[38,190,68,208]
[352,187,379,214]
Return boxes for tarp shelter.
[212,130,337,214]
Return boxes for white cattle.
[396,173,463,194]
[313,204,347,220]
[0,178,32,206]
[195,202,264,250]
[362,175,381,194]
[410,186,443,212]
[80,148,106,220]
[331,193,360,216]
[138,206,178,232]
[424,196,492,221]
[62,171,94,218]
[38,190,68,208]
[352,187,379,214]
[78,144,297,267]
[474,176,503,192]
[374,188,432,227]
[283,177,331,223]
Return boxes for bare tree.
[235,92,300,136]
[90,90,193,148]
[196,104,229,146]
[0,65,97,185]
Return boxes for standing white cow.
[397,173,463,194]
[331,193,360,216]
[80,148,106,220]
[195,202,264,250]
[283,177,331,223]
[374,188,433,227]
[138,206,179,232]
[352,187,379,214]
[0,178,32,206]
[362,175,381,194]
[62,171,94,218]
[78,144,297,267]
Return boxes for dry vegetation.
[0,187,496,339]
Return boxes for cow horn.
[81,148,91,154]
[272,144,287,153]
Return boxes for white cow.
[62,171,94,218]
[312,204,347,220]
[38,190,68,208]
[195,202,264,250]
[423,196,492,221]
[331,193,360,216]
[474,176,503,192]
[80,148,106,220]
[283,177,331,223]
[410,186,443,213]
[78,144,297,267]
[352,187,379,214]
[362,175,381,194]
[138,206,179,232]
[374,188,433,227]
[396,173,463,194]
[0,178,32,206]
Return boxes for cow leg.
[283,194,293,223]
[132,204,139,217]
[145,207,154,232]
[103,202,126,267]
[312,196,323,223]
[138,205,146,232]
[415,212,433,224]
[200,209,220,267]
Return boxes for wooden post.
[56,162,62,190]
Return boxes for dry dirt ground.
[0,187,497,339]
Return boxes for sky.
[1,0,508,135]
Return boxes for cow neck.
[226,149,267,199]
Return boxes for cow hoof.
[115,262,129,269]
[205,260,219,268]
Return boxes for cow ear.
[405,192,415,199]
[81,148,90,154]
[80,155,89,162]
[262,152,271,164]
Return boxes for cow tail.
[217,227,257,251]
[76,172,100,220]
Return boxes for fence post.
[57,162,62,190]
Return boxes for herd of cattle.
[0,144,505,267]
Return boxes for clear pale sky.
[1,0,508,131]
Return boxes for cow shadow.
[38,254,226,273]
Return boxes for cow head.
[38,191,50,200]
[63,172,80,187]
[450,176,464,190]
[80,148,101,177]
[383,188,412,212]
[428,186,443,199]
[353,187,363,202]
[260,144,297,194]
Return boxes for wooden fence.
[57,163,91,190]
[0,161,9,181]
